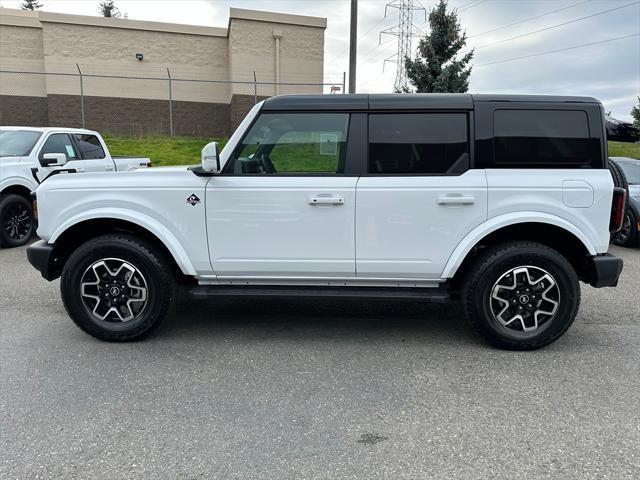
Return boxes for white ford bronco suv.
[27,94,627,350]
[0,127,150,247]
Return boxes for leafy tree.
[404,0,474,93]
[631,97,640,128]
[99,0,121,18]
[21,0,42,10]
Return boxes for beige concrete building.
[0,7,327,136]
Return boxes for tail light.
[609,187,627,233]
[30,191,38,228]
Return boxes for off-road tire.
[0,194,34,248]
[462,241,580,350]
[61,234,176,341]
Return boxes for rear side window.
[74,134,106,160]
[494,110,590,165]
[369,113,469,174]
[39,133,79,161]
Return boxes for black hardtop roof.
[262,93,601,111]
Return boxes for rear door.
[206,112,359,278]
[356,112,487,279]
[71,134,115,171]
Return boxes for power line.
[475,33,640,67]
[471,1,640,51]
[469,0,592,39]
[336,13,395,60]
[458,0,487,13]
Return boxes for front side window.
[368,113,469,174]
[494,110,590,165]
[228,113,349,175]
[39,134,79,161]
[0,130,42,157]
[74,134,106,159]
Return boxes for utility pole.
[348,0,357,93]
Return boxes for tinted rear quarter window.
[369,113,469,174]
[494,110,590,165]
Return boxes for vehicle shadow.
[159,293,480,347]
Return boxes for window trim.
[222,111,360,177]
[365,110,473,177]
[38,133,81,164]
[492,108,592,166]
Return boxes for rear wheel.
[61,234,176,341]
[0,194,34,248]
[462,242,580,350]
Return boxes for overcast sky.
[2,0,639,120]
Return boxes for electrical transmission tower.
[380,0,426,92]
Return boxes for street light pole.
[348,0,357,93]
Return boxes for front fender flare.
[0,176,37,194]
[49,208,197,275]
[441,212,597,279]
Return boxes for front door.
[37,133,108,181]
[207,112,357,278]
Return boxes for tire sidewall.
[0,195,34,248]
[470,249,579,348]
[61,240,170,341]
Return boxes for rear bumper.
[587,253,623,288]
[26,240,61,281]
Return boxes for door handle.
[76,167,86,173]
[308,195,344,206]
[104,165,114,171]
[437,194,475,206]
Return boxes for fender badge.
[186,194,201,206]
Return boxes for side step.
[189,285,450,303]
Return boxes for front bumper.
[26,240,62,281]
[587,253,624,288]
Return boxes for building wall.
[0,7,327,136]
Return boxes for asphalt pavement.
[1,244,639,479]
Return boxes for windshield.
[617,160,640,184]
[0,130,43,157]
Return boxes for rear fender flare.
[441,212,597,279]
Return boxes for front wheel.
[61,234,176,341]
[0,194,34,248]
[462,242,580,350]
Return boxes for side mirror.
[42,153,68,167]
[201,142,221,174]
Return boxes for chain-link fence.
[0,69,346,138]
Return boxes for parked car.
[605,116,640,143]
[611,157,640,248]
[0,127,151,247]
[27,94,626,350]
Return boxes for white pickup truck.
[0,127,150,247]
[27,94,627,350]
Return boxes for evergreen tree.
[631,97,640,128]
[404,0,474,93]
[21,0,42,10]
[99,0,121,18]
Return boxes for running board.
[189,285,450,303]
